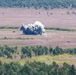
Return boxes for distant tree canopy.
[0,0,76,9]
[0,45,76,59]
[0,61,76,75]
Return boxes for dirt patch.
[0,8,76,29]
[0,30,76,48]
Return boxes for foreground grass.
[0,54,76,65]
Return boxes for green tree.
[4,62,21,75]
[53,46,63,55]
[0,61,5,75]
[69,65,76,75]
[37,71,48,75]
[49,47,53,54]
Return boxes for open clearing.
[0,8,76,29]
[0,29,76,48]
[0,8,76,65]
[1,54,76,66]
[0,8,76,48]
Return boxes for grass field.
[0,54,76,66]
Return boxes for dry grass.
[0,54,76,66]
[0,29,76,48]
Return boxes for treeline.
[0,45,17,59]
[0,45,76,59]
[0,61,76,75]
[0,0,76,9]
[21,46,76,58]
